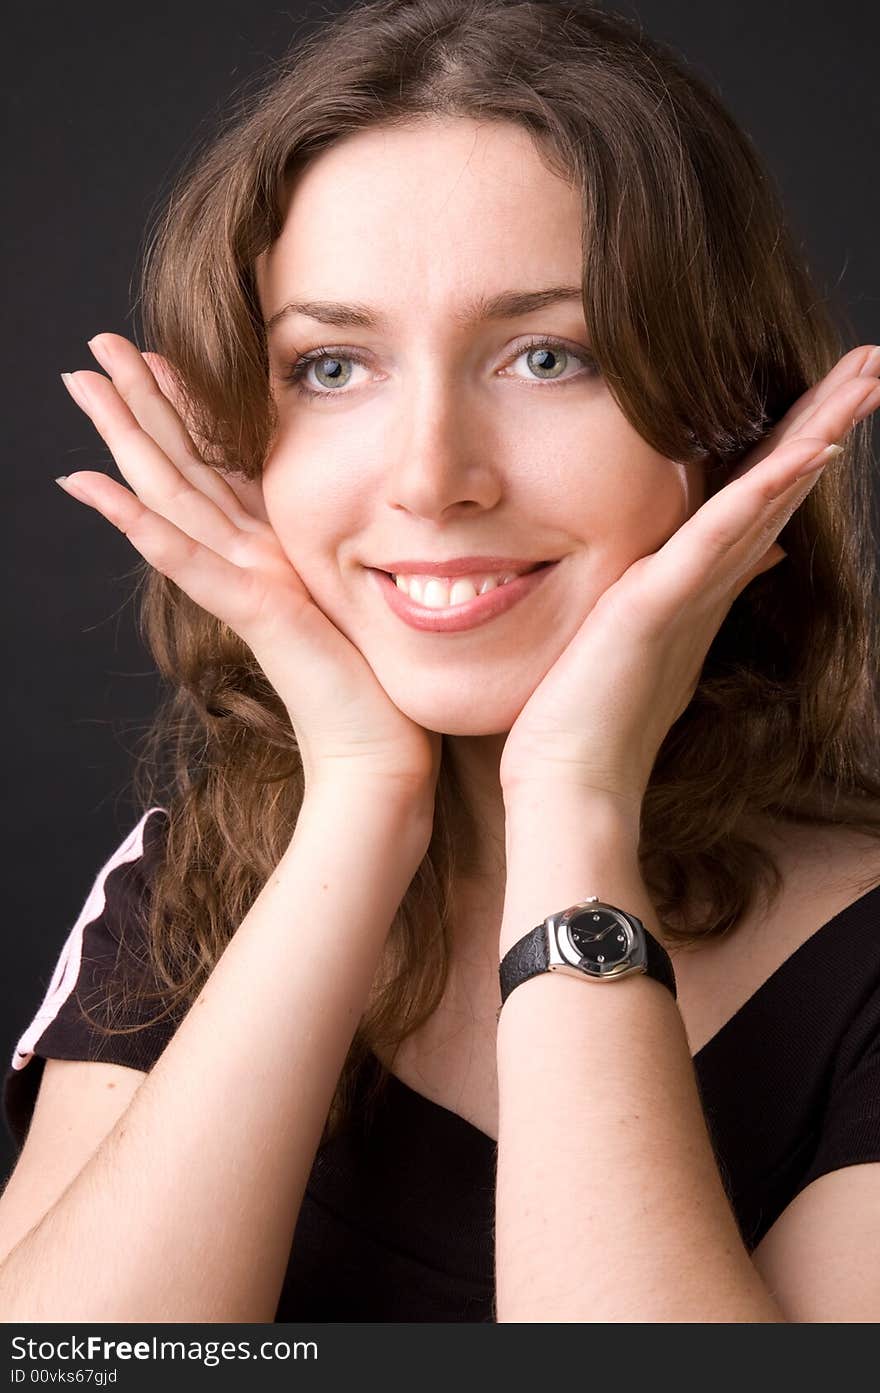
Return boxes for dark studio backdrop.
[2,0,878,1181]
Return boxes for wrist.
[303,773,436,851]
[500,785,647,959]
[503,778,642,843]
[501,765,645,818]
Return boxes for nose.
[383,371,502,519]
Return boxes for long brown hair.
[82,0,880,1141]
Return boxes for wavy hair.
[79,0,880,1141]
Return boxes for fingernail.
[795,442,845,479]
[858,345,880,377]
[55,474,89,500]
[60,371,91,411]
[86,336,113,372]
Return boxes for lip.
[374,556,551,578]
[367,561,560,633]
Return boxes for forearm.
[494,783,786,1323]
[0,781,431,1323]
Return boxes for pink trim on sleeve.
[10,808,168,1072]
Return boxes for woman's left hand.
[499,345,880,813]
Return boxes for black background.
[2,0,878,1179]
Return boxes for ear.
[141,350,271,524]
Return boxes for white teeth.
[450,579,480,605]
[393,571,521,608]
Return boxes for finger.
[737,540,787,589]
[84,334,264,532]
[616,354,880,632]
[776,370,880,460]
[61,365,259,565]
[55,470,275,639]
[138,351,213,457]
[704,405,861,557]
[645,431,844,615]
[140,349,272,526]
[741,368,880,516]
[728,369,880,485]
[744,343,880,469]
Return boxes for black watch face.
[567,908,631,968]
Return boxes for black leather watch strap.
[499,923,551,1006]
[643,923,677,999]
[498,912,677,1008]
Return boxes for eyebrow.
[263,284,584,336]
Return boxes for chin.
[431,714,514,737]
[373,672,535,737]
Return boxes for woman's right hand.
[56,333,442,809]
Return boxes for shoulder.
[741,821,880,1320]
[749,817,880,909]
[671,818,880,1056]
[4,807,174,1149]
[16,805,171,1054]
[678,815,880,969]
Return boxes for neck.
[438,733,509,973]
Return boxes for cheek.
[620,471,689,555]
[258,460,324,583]
[562,457,690,569]
[584,407,694,551]
[262,437,366,535]
[259,450,364,622]
[513,397,689,552]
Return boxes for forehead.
[256,118,583,321]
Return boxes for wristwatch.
[498,897,677,1016]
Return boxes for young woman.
[3,0,880,1323]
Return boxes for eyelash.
[279,336,597,402]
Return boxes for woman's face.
[255,116,704,736]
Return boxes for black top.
[5,807,880,1322]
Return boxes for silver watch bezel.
[545,896,648,982]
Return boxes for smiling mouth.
[378,560,554,580]
[368,557,561,632]
[378,559,554,606]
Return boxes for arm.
[491,349,880,1323]
[494,783,787,1323]
[0,780,432,1323]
